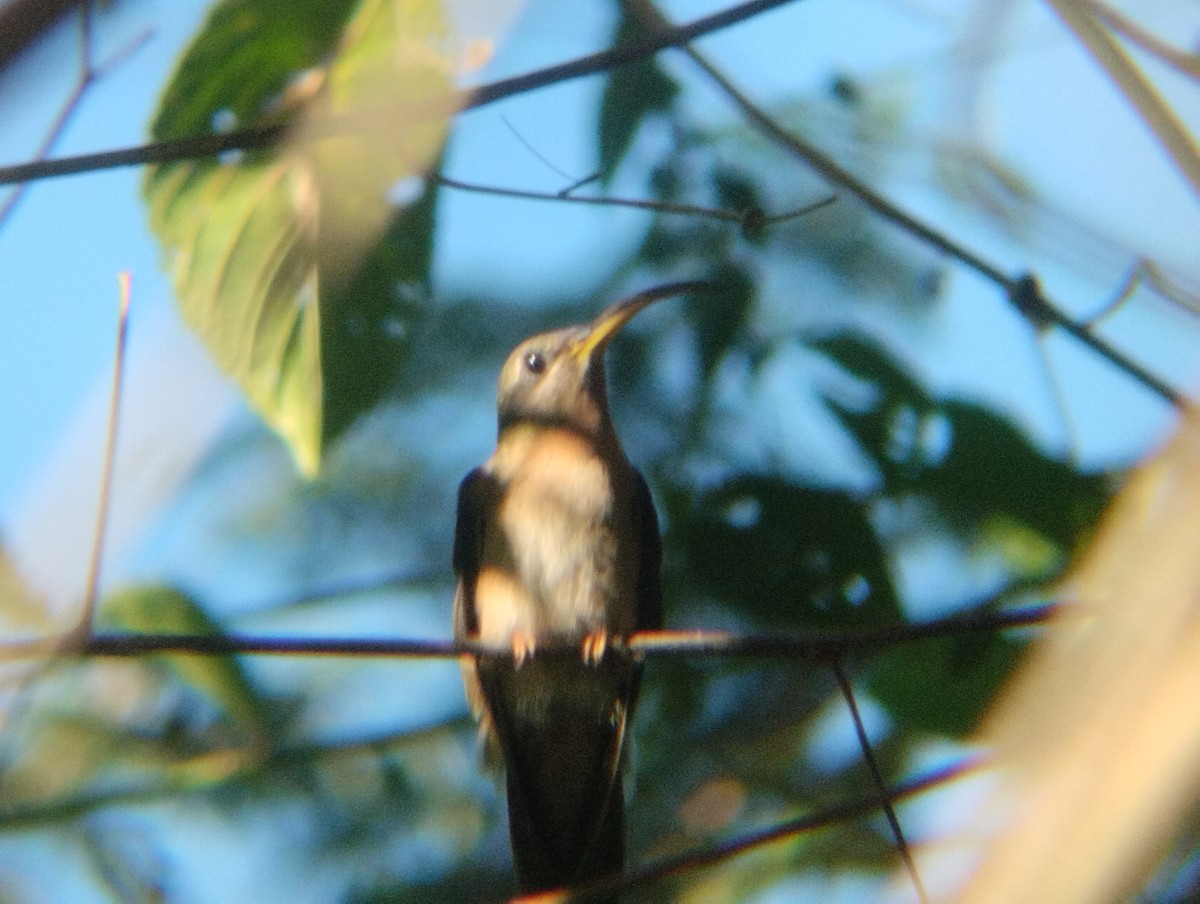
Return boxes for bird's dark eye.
[524,351,546,375]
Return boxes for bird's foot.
[511,630,536,668]
[581,630,609,666]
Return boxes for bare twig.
[0,603,1055,662]
[1076,0,1200,82]
[1084,258,1200,326]
[0,10,152,228]
[500,113,579,183]
[75,273,132,638]
[0,0,802,188]
[433,171,834,233]
[1008,275,1181,404]
[1044,0,1200,197]
[833,659,929,903]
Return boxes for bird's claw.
[581,631,609,665]
[511,630,536,668]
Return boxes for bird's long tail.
[507,760,624,899]
[479,656,634,902]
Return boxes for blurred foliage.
[11,0,1194,901]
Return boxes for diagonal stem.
[832,658,929,904]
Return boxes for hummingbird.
[453,281,705,897]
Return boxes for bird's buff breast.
[476,427,636,643]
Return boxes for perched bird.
[453,281,703,897]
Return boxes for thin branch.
[1009,275,1182,405]
[0,603,1055,662]
[0,11,151,229]
[433,171,834,233]
[832,659,928,904]
[1077,0,1200,80]
[500,113,578,183]
[76,273,131,637]
[1086,259,1200,325]
[0,0,803,188]
[1043,0,1200,197]
[620,0,1010,286]
[624,0,1186,408]
[572,756,983,901]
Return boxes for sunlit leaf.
[144,0,456,474]
[297,0,457,284]
[145,157,325,472]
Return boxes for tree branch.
[0,0,803,187]
[0,0,83,73]
[1045,0,1200,197]
[580,756,983,901]
[0,603,1054,662]
[624,0,1186,408]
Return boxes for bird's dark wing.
[452,467,491,640]
[631,467,663,633]
[453,467,497,729]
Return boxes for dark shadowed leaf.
[923,401,1111,550]
[320,166,441,444]
[674,475,901,629]
[692,263,754,378]
[814,333,1111,565]
[145,0,356,142]
[597,13,679,182]
[868,631,1028,737]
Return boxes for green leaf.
[146,157,325,471]
[674,476,901,629]
[868,631,1028,737]
[320,160,442,444]
[147,0,356,142]
[144,0,455,475]
[100,585,272,743]
[922,401,1111,550]
[814,333,1112,566]
[692,263,754,378]
[597,13,679,183]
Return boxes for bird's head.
[495,281,707,441]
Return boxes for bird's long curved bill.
[571,279,713,363]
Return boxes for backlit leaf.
[144,0,456,474]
